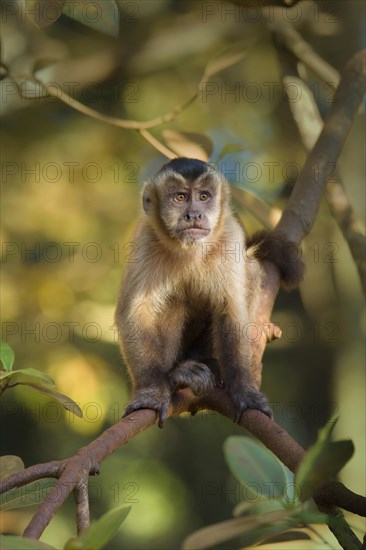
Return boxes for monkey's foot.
[124,388,171,429]
[229,386,273,423]
[169,360,215,396]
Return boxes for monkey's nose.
[185,211,202,221]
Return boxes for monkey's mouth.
[178,225,210,239]
[178,227,210,240]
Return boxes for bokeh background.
[1,0,365,548]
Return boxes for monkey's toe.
[169,360,215,396]
[124,389,171,428]
[230,387,273,423]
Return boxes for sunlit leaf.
[63,0,120,37]
[66,506,131,549]
[245,538,329,549]
[0,456,25,481]
[295,440,354,502]
[4,368,55,387]
[224,436,288,500]
[19,0,65,29]
[17,383,83,418]
[183,510,291,550]
[231,187,281,229]
[234,521,296,548]
[0,342,14,372]
[234,498,286,518]
[295,417,354,501]
[0,479,56,511]
[0,535,56,550]
[162,130,212,161]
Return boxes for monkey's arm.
[247,230,305,290]
[115,295,186,427]
[214,297,272,422]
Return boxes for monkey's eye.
[199,192,210,201]
[174,193,188,202]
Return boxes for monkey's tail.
[247,230,305,290]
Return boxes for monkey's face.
[144,159,228,246]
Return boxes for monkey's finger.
[158,401,169,429]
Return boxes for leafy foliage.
[295,417,354,501]
[0,479,56,511]
[184,419,353,549]
[21,0,119,36]
[0,506,130,550]
[0,342,82,417]
[65,506,131,549]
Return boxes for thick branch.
[282,70,366,295]
[1,388,363,541]
[276,49,366,243]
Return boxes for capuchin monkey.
[115,158,304,427]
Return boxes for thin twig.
[271,23,340,89]
[138,129,177,159]
[0,461,62,493]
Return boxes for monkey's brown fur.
[115,158,304,426]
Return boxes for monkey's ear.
[142,183,153,214]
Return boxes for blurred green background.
[1,0,365,548]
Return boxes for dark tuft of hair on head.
[158,158,210,180]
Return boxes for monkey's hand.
[169,360,217,396]
[229,385,272,423]
[124,384,172,429]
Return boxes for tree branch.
[74,478,90,534]
[282,74,366,295]
[275,49,366,244]
[2,390,364,543]
[2,40,365,550]
[270,23,340,89]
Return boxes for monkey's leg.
[121,304,185,428]
[214,314,272,422]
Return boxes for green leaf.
[234,498,287,518]
[0,535,56,550]
[16,383,83,418]
[232,521,295,548]
[295,418,354,501]
[67,506,131,549]
[296,440,354,502]
[62,0,120,37]
[290,510,329,524]
[0,479,56,511]
[4,368,55,387]
[224,436,288,500]
[317,415,339,443]
[19,0,65,29]
[0,455,25,481]
[183,510,291,550]
[0,342,14,372]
